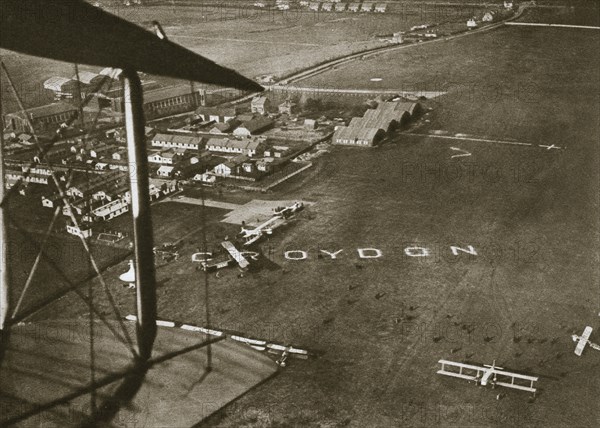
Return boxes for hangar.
[43,76,80,99]
[332,126,385,147]
[332,101,421,147]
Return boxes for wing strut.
[122,69,157,361]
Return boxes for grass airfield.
[2,4,600,428]
[197,24,598,427]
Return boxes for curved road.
[225,2,533,105]
[277,2,531,85]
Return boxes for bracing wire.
[73,62,98,416]
[5,212,136,355]
[0,62,136,353]
[0,65,113,209]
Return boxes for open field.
[5,21,599,426]
[517,5,600,26]
[301,23,600,99]
[1,1,486,112]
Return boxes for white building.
[205,138,264,157]
[157,165,175,178]
[374,3,386,13]
[92,197,129,221]
[192,173,216,184]
[151,133,204,150]
[66,223,93,239]
[148,150,180,165]
[250,96,270,114]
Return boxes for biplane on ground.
[572,326,600,356]
[437,359,538,395]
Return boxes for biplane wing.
[437,359,483,382]
[221,241,250,269]
[0,0,263,91]
[267,343,309,361]
[492,369,538,393]
[574,326,593,356]
[267,343,309,356]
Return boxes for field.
[2,3,600,428]
[1,1,485,112]
[203,25,598,427]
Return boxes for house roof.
[91,144,113,153]
[142,85,201,104]
[206,137,229,146]
[208,138,262,151]
[6,102,78,120]
[236,113,255,122]
[251,96,268,106]
[152,133,204,146]
[222,154,249,169]
[213,119,240,133]
[43,77,75,91]
[72,71,100,84]
[232,154,250,163]
[333,126,383,142]
[238,117,274,134]
[196,105,239,117]
[157,165,174,173]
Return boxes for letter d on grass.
[357,248,382,259]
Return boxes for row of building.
[304,2,387,13]
[3,81,206,134]
[148,133,296,181]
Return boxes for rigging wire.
[0,66,113,209]
[11,168,79,318]
[10,205,62,317]
[0,62,136,352]
[73,62,98,416]
[5,209,137,356]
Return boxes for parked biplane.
[572,326,600,356]
[437,359,538,395]
[268,344,309,367]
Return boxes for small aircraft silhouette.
[572,326,600,356]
